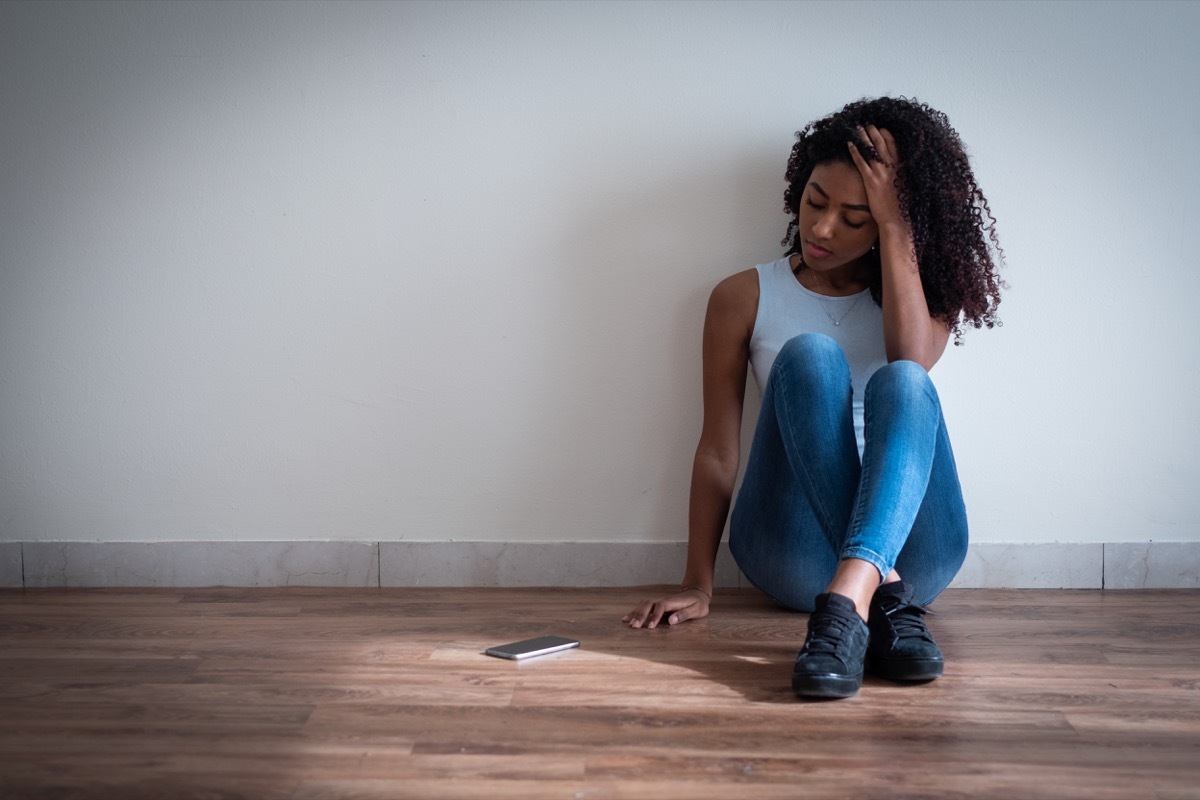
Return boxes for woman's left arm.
[849,125,950,370]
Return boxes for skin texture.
[624,118,967,630]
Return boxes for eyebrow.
[810,182,872,213]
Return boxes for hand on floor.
[623,588,710,629]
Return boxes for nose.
[811,209,838,240]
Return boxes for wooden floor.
[1,587,1198,799]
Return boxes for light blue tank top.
[749,257,887,455]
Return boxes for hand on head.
[847,124,904,228]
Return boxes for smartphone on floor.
[484,635,581,660]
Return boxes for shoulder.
[708,267,760,315]
[704,267,759,342]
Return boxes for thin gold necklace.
[817,292,864,326]
[794,260,866,326]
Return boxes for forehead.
[806,161,868,204]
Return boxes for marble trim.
[948,542,1105,589]
[376,541,744,588]
[1103,542,1200,589]
[0,542,22,588]
[19,541,380,588]
[2,540,1197,589]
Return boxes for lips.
[804,241,833,259]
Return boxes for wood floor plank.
[0,586,1196,800]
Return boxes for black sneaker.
[866,581,944,681]
[791,592,869,699]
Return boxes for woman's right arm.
[623,268,758,628]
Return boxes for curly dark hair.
[782,96,1004,342]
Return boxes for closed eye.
[808,199,867,229]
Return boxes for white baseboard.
[3,540,1197,589]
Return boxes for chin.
[807,257,858,272]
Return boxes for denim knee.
[777,332,844,365]
[864,360,939,410]
[772,333,851,388]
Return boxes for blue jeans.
[729,333,967,612]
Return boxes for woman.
[623,96,1003,699]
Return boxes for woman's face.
[797,160,879,272]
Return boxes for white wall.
[2,0,1197,547]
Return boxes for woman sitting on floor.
[624,96,1004,699]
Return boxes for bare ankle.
[825,559,884,622]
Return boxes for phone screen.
[484,635,581,660]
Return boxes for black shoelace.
[881,599,935,643]
[804,609,858,655]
